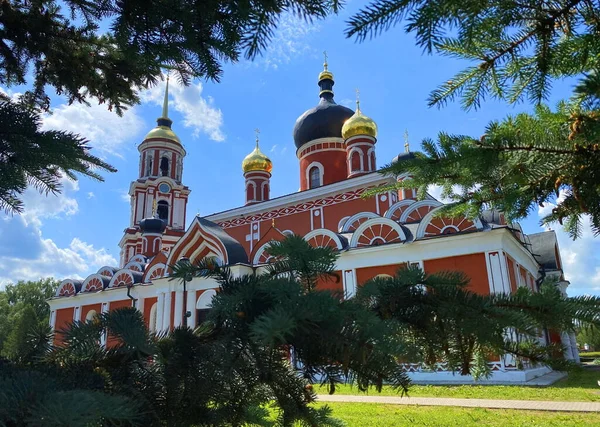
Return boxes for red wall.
[81,303,102,323]
[143,296,158,328]
[424,253,490,294]
[53,307,74,345]
[356,263,406,285]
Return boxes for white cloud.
[41,98,145,158]
[142,79,224,142]
[20,175,80,228]
[0,216,117,289]
[120,189,131,203]
[538,190,567,218]
[87,192,95,199]
[270,144,278,153]
[251,13,323,69]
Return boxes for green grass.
[321,403,600,426]
[316,368,600,401]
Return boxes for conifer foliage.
[0,0,340,214]
[347,0,600,237]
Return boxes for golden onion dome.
[144,125,181,144]
[318,69,334,81]
[342,101,378,140]
[242,140,272,174]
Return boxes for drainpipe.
[126,283,137,308]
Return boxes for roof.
[528,230,559,270]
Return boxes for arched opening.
[309,166,321,189]
[351,150,362,172]
[160,156,169,177]
[149,303,158,332]
[85,310,98,322]
[196,289,216,326]
[157,200,169,222]
[146,156,153,176]
[370,151,376,171]
[370,237,386,246]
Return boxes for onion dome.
[293,56,354,150]
[341,98,377,140]
[139,217,167,234]
[144,76,181,144]
[242,135,273,174]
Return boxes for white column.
[73,306,81,322]
[156,293,165,332]
[343,269,357,299]
[100,303,109,347]
[570,333,581,363]
[162,291,172,332]
[49,310,56,331]
[186,290,196,327]
[173,290,184,327]
[137,295,145,316]
[561,332,575,360]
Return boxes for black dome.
[139,217,166,234]
[293,98,354,149]
[392,151,416,163]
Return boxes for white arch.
[415,205,483,239]
[56,279,80,297]
[124,261,145,273]
[85,310,98,322]
[350,217,407,248]
[144,263,167,283]
[399,199,443,223]
[341,211,379,233]
[108,269,136,288]
[303,228,345,250]
[253,241,275,265]
[347,147,364,173]
[338,216,350,233]
[367,147,375,171]
[129,254,147,264]
[246,181,256,201]
[384,199,416,219]
[197,289,216,309]
[148,303,158,332]
[306,161,324,188]
[96,266,118,277]
[81,274,107,293]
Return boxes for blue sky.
[0,4,598,295]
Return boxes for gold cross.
[404,129,410,153]
[254,128,260,143]
[323,51,328,70]
[355,88,360,108]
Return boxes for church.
[48,59,578,383]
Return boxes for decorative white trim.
[144,263,167,283]
[246,180,257,201]
[306,161,324,189]
[81,274,107,293]
[415,205,483,239]
[384,199,416,219]
[341,211,379,233]
[367,147,375,171]
[124,261,145,273]
[347,147,364,173]
[399,199,443,223]
[197,289,216,309]
[296,137,345,158]
[129,254,147,264]
[338,216,350,233]
[303,228,345,250]
[148,302,158,332]
[206,173,392,223]
[108,269,136,288]
[253,241,275,265]
[350,217,407,248]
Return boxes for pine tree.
[347,0,600,237]
[0,0,340,214]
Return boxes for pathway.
[316,394,600,412]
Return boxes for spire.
[255,128,260,150]
[157,75,173,128]
[318,51,335,100]
[404,129,410,153]
[355,88,361,112]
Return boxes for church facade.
[48,60,577,383]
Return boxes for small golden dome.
[242,140,272,174]
[318,69,334,81]
[144,125,181,144]
[342,102,378,140]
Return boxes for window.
[157,200,169,222]
[85,310,98,322]
[351,151,362,172]
[309,166,321,189]
[149,303,157,332]
[160,156,169,177]
[146,157,153,176]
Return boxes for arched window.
[146,157,153,176]
[85,310,98,322]
[351,151,362,172]
[309,166,321,189]
[160,156,169,177]
[157,200,169,222]
[370,151,376,171]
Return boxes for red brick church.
[49,59,577,383]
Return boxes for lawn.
[319,403,600,426]
[316,368,600,402]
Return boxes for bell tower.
[119,77,191,266]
